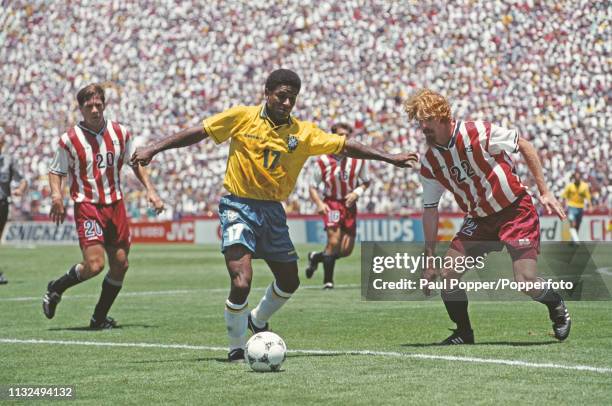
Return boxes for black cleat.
[89,316,117,330]
[549,300,571,341]
[42,281,62,319]
[440,329,475,345]
[248,313,269,334]
[305,252,318,279]
[323,282,334,290]
[0,272,7,285]
[228,348,245,363]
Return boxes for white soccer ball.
[245,332,287,372]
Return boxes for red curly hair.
[404,89,452,122]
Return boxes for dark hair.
[265,69,301,92]
[331,122,353,135]
[76,84,106,106]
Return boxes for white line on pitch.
[0,284,362,302]
[596,268,612,276]
[1,338,610,374]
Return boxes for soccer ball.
[245,332,287,372]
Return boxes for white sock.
[251,282,292,328]
[570,227,579,242]
[224,300,248,351]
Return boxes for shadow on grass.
[48,324,157,331]
[401,340,559,348]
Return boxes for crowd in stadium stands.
[1,0,609,221]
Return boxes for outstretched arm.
[341,139,418,168]
[518,137,566,219]
[131,126,208,166]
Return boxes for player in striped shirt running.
[406,89,571,345]
[43,84,165,329]
[305,123,370,289]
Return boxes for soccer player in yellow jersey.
[560,171,592,242]
[132,69,417,361]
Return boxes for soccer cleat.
[0,272,7,285]
[549,300,571,341]
[89,316,117,330]
[228,348,245,363]
[305,252,318,279]
[323,282,334,290]
[42,281,62,319]
[440,329,475,345]
[248,313,269,334]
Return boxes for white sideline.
[1,338,610,374]
[0,284,362,302]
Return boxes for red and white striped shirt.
[420,120,526,218]
[311,155,370,200]
[49,120,135,204]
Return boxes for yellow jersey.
[561,181,591,209]
[203,105,346,201]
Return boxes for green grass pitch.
[1,244,611,404]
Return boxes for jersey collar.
[260,104,294,129]
[433,120,460,151]
[78,119,107,138]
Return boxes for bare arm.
[341,139,418,168]
[49,172,66,225]
[345,180,370,208]
[421,207,439,296]
[423,207,439,257]
[309,186,329,215]
[131,126,208,166]
[131,164,165,214]
[518,137,566,219]
[12,179,28,197]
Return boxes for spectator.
[1,0,609,218]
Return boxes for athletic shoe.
[228,348,245,363]
[323,282,334,290]
[89,316,117,330]
[42,281,62,319]
[248,313,269,334]
[439,329,475,345]
[0,272,7,285]
[549,300,571,341]
[305,252,318,279]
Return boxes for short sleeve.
[202,106,248,144]
[560,184,570,199]
[49,139,70,175]
[488,124,519,155]
[304,124,345,156]
[420,172,446,208]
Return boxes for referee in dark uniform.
[0,134,28,284]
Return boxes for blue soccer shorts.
[567,207,584,228]
[218,195,298,262]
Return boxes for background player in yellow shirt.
[131,69,418,361]
[560,171,591,242]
